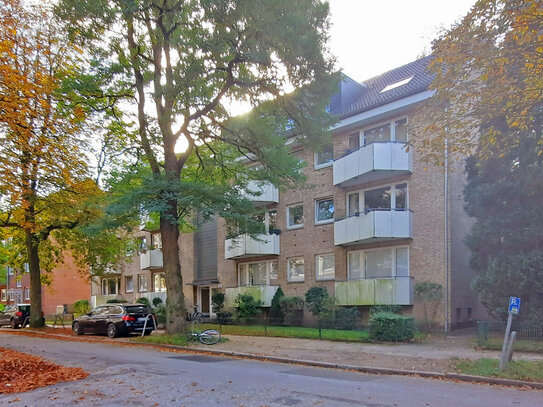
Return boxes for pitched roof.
[332,55,434,119]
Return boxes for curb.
[2,328,542,390]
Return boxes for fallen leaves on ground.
[0,347,88,394]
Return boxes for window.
[151,233,162,249]
[362,117,408,145]
[380,76,414,93]
[138,274,148,292]
[287,204,304,229]
[315,198,334,224]
[154,272,166,292]
[24,287,30,300]
[467,307,473,321]
[125,276,134,293]
[238,261,278,286]
[24,263,29,273]
[101,278,119,295]
[315,144,333,169]
[347,246,409,280]
[287,257,304,282]
[347,131,360,152]
[16,279,21,288]
[316,254,335,281]
[1,289,6,301]
[347,183,408,215]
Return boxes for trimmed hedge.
[369,312,415,342]
[74,300,90,317]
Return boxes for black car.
[0,304,31,328]
[72,304,156,338]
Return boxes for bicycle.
[186,306,203,326]
[185,319,221,345]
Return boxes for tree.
[56,0,338,333]
[0,0,99,327]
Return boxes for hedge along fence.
[369,312,415,342]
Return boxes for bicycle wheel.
[198,329,221,345]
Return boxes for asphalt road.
[0,333,541,407]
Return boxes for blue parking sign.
[508,297,521,315]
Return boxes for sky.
[328,0,478,82]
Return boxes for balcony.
[225,234,280,259]
[224,285,280,307]
[334,210,412,246]
[335,276,414,306]
[243,180,279,205]
[138,291,167,304]
[333,141,412,187]
[140,249,163,270]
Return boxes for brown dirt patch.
[0,347,88,394]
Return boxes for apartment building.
[92,56,486,329]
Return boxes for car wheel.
[143,329,153,336]
[72,322,82,335]
[106,323,119,338]
[11,319,19,329]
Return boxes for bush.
[74,300,90,317]
[305,287,329,317]
[136,297,151,307]
[154,304,166,324]
[369,312,415,342]
[369,305,402,315]
[233,294,263,323]
[211,292,225,313]
[279,296,304,325]
[335,307,360,330]
[152,297,163,307]
[270,287,285,324]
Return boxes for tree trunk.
[25,230,44,328]
[161,199,186,334]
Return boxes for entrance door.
[200,287,210,314]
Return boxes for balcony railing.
[334,209,413,246]
[243,180,279,205]
[335,276,414,306]
[224,285,280,307]
[225,234,280,259]
[140,249,163,270]
[138,291,167,304]
[333,141,412,187]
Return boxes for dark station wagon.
[0,304,31,328]
[72,304,155,338]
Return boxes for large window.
[362,117,408,145]
[1,289,6,301]
[151,233,162,249]
[287,257,305,282]
[347,183,408,215]
[316,254,335,281]
[154,272,167,292]
[315,197,334,224]
[24,287,30,300]
[138,274,148,292]
[238,261,278,286]
[101,278,119,295]
[348,246,409,280]
[314,144,333,169]
[125,276,134,293]
[287,204,304,229]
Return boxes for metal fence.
[477,320,543,345]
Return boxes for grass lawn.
[452,358,543,382]
[477,338,543,353]
[135,333,188,347]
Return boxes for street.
[0,333,540,406]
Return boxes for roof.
[331,55,434,119]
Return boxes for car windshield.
[18,305,30,312]
[125,305,149,314]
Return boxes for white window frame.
[125,276,134,293]
[101,278,119,295]
[153,272,167,292]
[1,289,6,301]
[315,197,334,225]
[314,144,334,169]
[16,279,22,288]
[361,116,409,146]
[237,260,278,286]
[347,182,408,215]
[315,253,335,281]
[287,257,305,282]
[347,246,409,281]
[24,287,30,300]
[138,274,148,293]
[286,204,304,230]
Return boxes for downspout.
[444,137,450,332]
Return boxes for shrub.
[335,307,360,330]
[233,294,263,323]
[154,304,166,324]
[279,296,304,325]
[305,287,329,317]
[270,287,285,324]
[369,305,402,315]
[369,312,415,342]
[211,292,225,313]
[152,297,163,307]
[136,297,151,307]
[74,300,90,317]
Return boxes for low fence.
[477,320,543,345]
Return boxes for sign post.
[500,297,520,370]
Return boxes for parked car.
[72,304,156,338]
[0,304,31,328]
